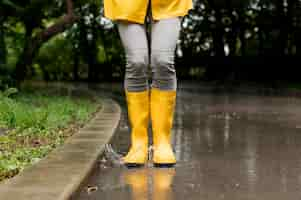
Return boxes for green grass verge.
[0,87,101,182]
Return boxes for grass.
[0,87,101,182]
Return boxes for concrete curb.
[0,97,121,200]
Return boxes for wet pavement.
[74,82,301,200]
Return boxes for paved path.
[0,86,121,200]
[75,81,301,200]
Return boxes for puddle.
[74,83,301,200]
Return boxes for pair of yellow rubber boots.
[123,87,176,166]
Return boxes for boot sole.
[153,163,176,168]
[124,163,145,168]
[124,163,144,169]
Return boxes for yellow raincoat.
[103,0,193,24]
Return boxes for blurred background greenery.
[1,0,301,89]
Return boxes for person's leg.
[117,21,150,92]
[149,17,182,166]
[150,17,182,91]
[117,20,150,166]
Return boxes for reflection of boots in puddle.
[151,168,176,200]
[122,169,148,200]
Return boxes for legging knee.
[151,51,177,91]
[124,50,149,92]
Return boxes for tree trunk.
[286,0,293,55]
[73,48,80,81]
[206,6,225,81]
[0,15,6,68]
[226,0,238,56]
[88,5,99,82]
[295,0,301,55]
[14,26,34,84]
[239,27,246,56]
[258,27,264,56]
[98,29,112,81]
[213,9,225,57]
[277,0,287,56]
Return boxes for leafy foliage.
[35,34,75,81]
[2,0,301,83]
[0,87,100,182]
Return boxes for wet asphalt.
[74,82,301,200]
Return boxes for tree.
[12,0,77,85]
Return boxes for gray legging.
[116,9,182,92]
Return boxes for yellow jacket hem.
[104,14,146,24]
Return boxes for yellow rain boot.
[150,88,177,166]
[123,89,150,166]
